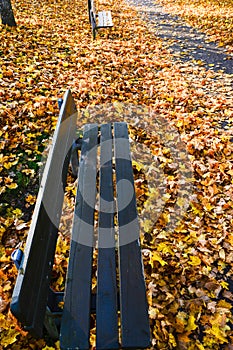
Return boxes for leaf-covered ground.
[0,0,233,349]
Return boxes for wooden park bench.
[88,0,113,39]
[10,89,150,349]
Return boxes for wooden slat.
[97,11,113,28]
[114,122,151,348]
[10,89,77,337]
[60,124,98,350]
[96,124,118,349]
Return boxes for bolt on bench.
[88,0,113,39]
[10,90,150,349]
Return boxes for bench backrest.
[10,90,77,337]
[88,0,96,29]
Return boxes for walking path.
[127,0,232,75]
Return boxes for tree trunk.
[0,0,16,26]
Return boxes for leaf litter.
[0,0,233,348]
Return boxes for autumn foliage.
[0,0,233,349]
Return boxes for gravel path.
[127,0,233,75]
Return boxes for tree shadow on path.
[127,0,232,75]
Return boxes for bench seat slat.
[114,122,151,348]
[97,11,113,28]
[96,124,118,349]
[60,124,98,350]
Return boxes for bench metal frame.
[10,90,150,350]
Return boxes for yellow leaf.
[12,208,22,217]
[26,65,35,72]
[176,120,183,127]
[56,275,64,286]
[188,255,201,266]
[220,281,229,289]
[205,325,228,343]
[22,168,35,176]
[3,283,11,291]
[160,212,170,224]
[186,314,197,331]
[141,219,153,233]
[190,203,203,216]
[4,162,13,170]
[0,313,8,329]
[196,342,205,350]
[169,333,177,346]
[132,160,144,171]
[0,328,20,346]
[72,187,77,196]
[177,197,186,207]
[202,197,214,211]
[150,251,167,266]
[157,242,174,255]
[26,194,37,205]
[6,183,18,189]
[218,299,231,309]
[0,186,6,194]
[0,226,6,236]
[162,193,171,201]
